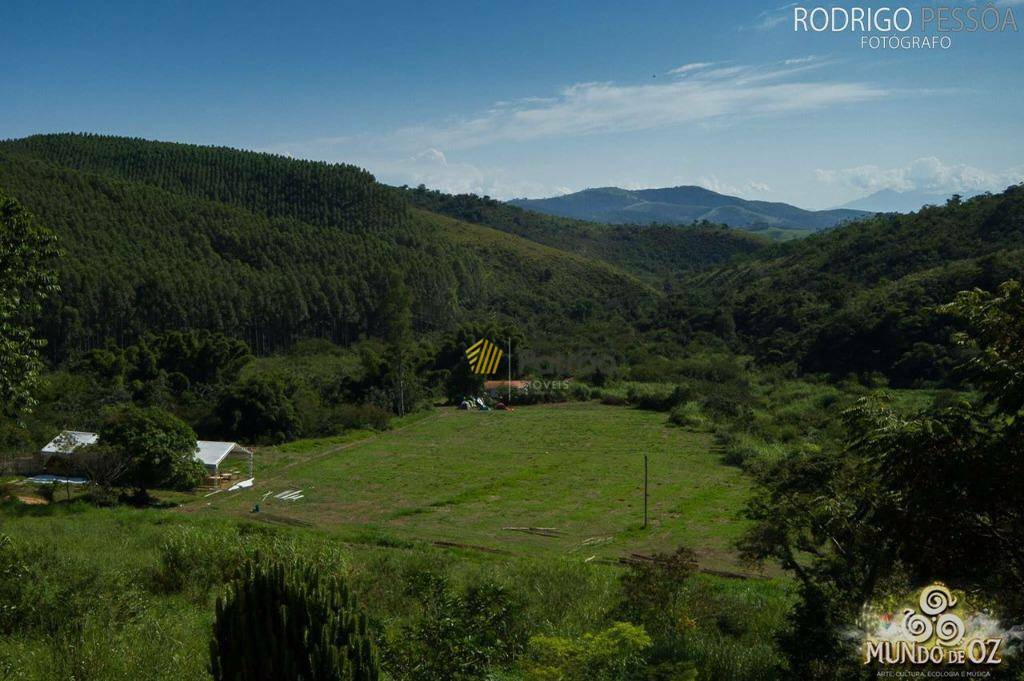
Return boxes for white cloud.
[386,59,886,151]
[667,62,715,76]
[743,2,799,31]
[374,148,569,199]
[784,55,818,65]
[412,147,447,166]
[815,157,1024,194]
[696,175,773,197]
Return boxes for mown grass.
[194,403,752,571]
[0,393,809,679]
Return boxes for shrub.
[616,547,697,642]
[567,382,592,401]
[210,559,379,681]
[715,431,788,470]
[386,570,526,681]
[699,385,753,421]
[625,384,690,412]
[721,444,759,467]
[522,622,652,681]
[153,525,348,599]
[0,535,26,634]
[668,402,708,429]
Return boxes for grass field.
[0,401,790,680]
[189,403,753,572]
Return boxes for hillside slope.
[670,187,1024,382]
[510,185,868,233]
[403,186,766,279]
[0,134,654,358]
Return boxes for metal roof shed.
[40,431,253,477]
[195,441,253,477]
[41,431,99,459]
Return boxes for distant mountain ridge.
[839,188,979,213]
[509,185,869,233]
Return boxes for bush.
[386,570,526,681]
[567,382,592,401]
[714,431,788,470]
[668,402,708,429]
[625,384,690,412]
[615,547,698,651]
[211,559,379,681]
[699,383,753,421]
[153,525,348,599]
[309,403,392,434]
[522,622,652,681]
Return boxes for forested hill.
[0,133,407,236]
[509,185,868,233]
[669,187,1024,383]
[0,134,654,359]
[401,186,767,279]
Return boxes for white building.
[40,430,253,477]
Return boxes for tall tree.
[99,404,204,498]
[741,280,1024,678]
[0,192,58,416]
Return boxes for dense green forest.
[0,134,652,360]
[401,186,767,279]
[3,133,1023,390]
[665,188,1024,384]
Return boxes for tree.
[75,442,131,500]
[740,280,1024,677]
[210,560,379,681]
[0,192,58,416]
[380,268,413,416]
[216,375,300,443]
[99,404,204,499]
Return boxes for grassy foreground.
[1,401,794,680]
[191,403,752,572]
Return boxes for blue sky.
[3,1,1023,208]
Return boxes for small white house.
[41,431,253,477]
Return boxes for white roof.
[195,441,247,468]
[41,430,98,455]
[41,431,248,469]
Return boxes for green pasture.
[193,403,753,572]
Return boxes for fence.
[0,452,44,476]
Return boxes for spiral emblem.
[902,608,934,643]
[935,613,966,647]
[919,584,956,616]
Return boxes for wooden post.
[507,337,512,404]
[643,454,648,529]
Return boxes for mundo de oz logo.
[862,584,1007,666]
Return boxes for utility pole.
[642,454,648,529]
